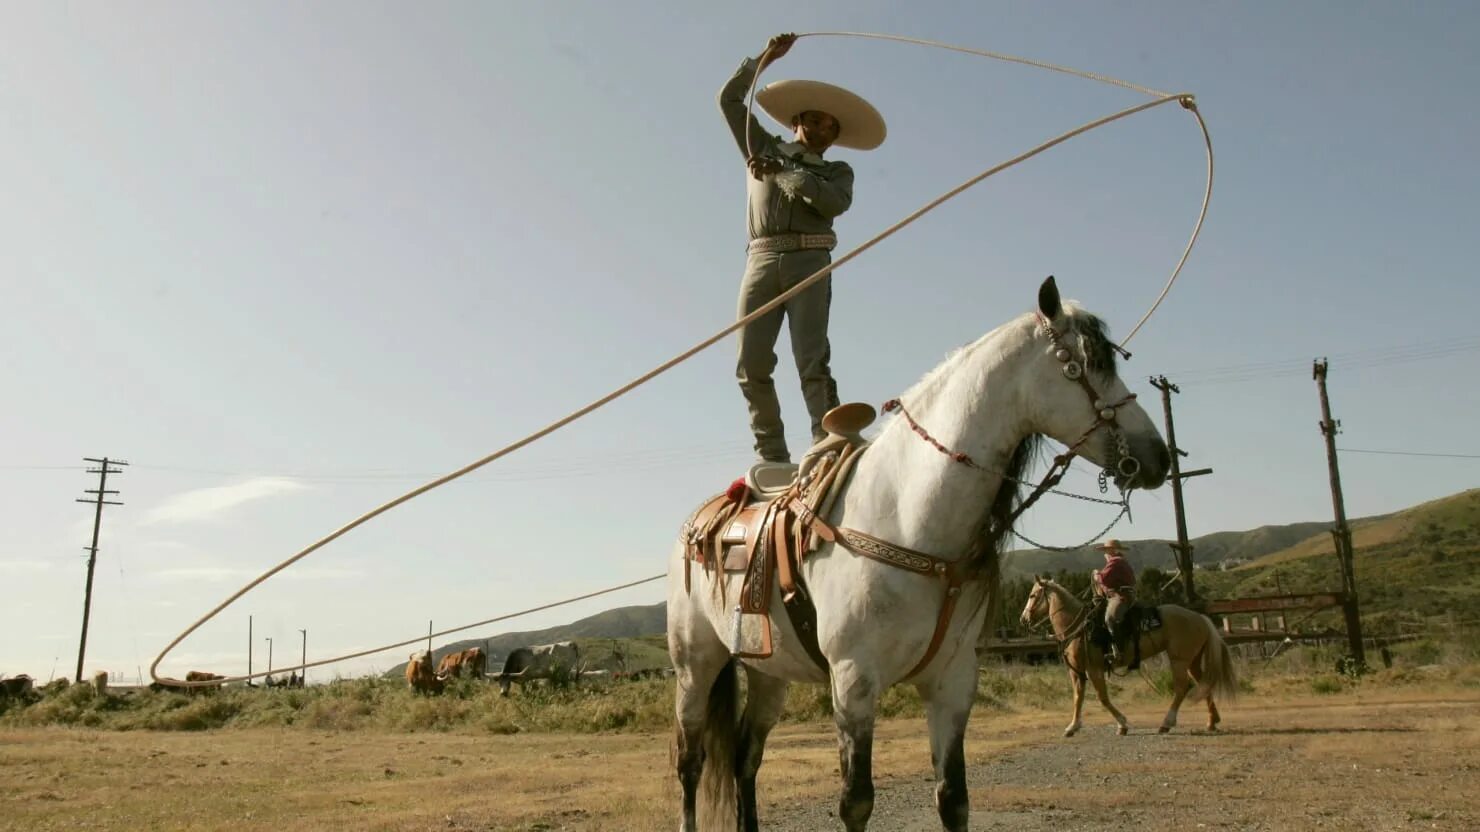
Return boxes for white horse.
[667,277,1172,831]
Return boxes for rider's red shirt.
[1097,555,1135,590]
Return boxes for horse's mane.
[892,301,1118,405]
[882,302,1116,568]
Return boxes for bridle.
[1035,311,1142,487]
[882,312,1142,534]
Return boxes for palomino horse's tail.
[698,659,740,828]
[1195,615,1239,703]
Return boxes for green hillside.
[1193,489,1480,633]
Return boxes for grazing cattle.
[495,641,580,696]
[184,670,225,696]
[91,671,108,695]
[435,647,487,680]
[404,651,444,695]
[1,674,34,698]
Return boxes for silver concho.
[1062,361,1083,380]
[1054,348,1071,362]
[1099,407,1116,421]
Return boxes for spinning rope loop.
[151,31,1214,687]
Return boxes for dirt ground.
[1,690,1476,831]
[767,693,1480,831]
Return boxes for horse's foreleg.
[736,666,789,832]
[1088,664,1129,736]
[1065,668,1086,738]
[831,661,879,832]
[1159,660,1194,734]
[918,661,977,832]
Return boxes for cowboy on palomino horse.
[1091,538,1137,669]
[720,33,887,465]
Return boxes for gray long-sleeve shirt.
[719,57,855,242]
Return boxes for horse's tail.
[1197,616,1239,703]
[698,659,740,828]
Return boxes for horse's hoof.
[1207,724,1219,732]
[1064,727,1078,738]
[1117,725,1128,736]
[1157,725,1172,734]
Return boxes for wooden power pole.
[1313,359,1365,666]
[75,457,127,683]
[1149,376,1211,603]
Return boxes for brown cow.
[435,647,487,680]
[405,651,443,695]
[184,670,225,696]
[0,674,34,698]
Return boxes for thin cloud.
[140,478,308,526]
[0,560,52,573]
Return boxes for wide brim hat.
[756,79,887,151]
[1095,539,1128,554]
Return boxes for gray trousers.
[735,249,840,462]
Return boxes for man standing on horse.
[718,33,887,463]
[1093,539,1137,666]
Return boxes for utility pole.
[248,615,254,685]
[427,621,433,655]
[1313,359,1365,666]
[298,629,307,687]
[1148,377,1210,604]
[265,637,274,679]
[75,457,127,683]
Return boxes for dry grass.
[3,660,1478,830]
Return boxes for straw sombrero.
[756,79,887,151]
[1095,539,1129,554]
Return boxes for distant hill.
[1001,519,1335,578]
[385,602,667,679]
[1193,489,1480,630]
[387,490,1480,678]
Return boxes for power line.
[1338,447,1480,460]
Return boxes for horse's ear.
[1038,275,1061,320]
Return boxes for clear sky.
[4,1,1477,684]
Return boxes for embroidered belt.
[747,232,837,255]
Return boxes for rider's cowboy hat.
[756,79,887,151]
[1094,539,1129,555]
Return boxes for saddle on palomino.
[1088,596,1163,672]
[680,403,877,669]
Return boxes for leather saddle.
[1088,599,1163,672]
[681,403,877,666]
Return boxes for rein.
[1027,582,1097,677]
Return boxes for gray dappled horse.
[668,277,1173,831]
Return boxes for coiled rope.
[151,31,1213,686]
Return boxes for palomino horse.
[1019,576,1238,737]
[667,277,1172,831]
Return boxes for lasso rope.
[150,32,1213,686]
